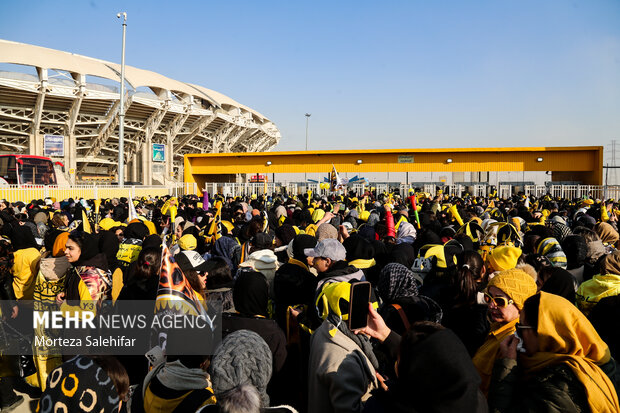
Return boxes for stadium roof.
[0,39,280,184]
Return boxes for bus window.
[18,157,57,185]
[0,157,18,185]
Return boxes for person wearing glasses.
[472,268,537,397]
[488,292,620,412]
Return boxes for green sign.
[153,144,165,162]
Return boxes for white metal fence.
[3,182,620,203]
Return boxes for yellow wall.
[184,146,603,186]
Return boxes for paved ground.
[9,381,39,413]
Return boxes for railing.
[4,182,620,203]
[498,185,512,199]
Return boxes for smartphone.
[348,281,371,330]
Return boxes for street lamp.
[305,113,311,151]
[117,12,127,188]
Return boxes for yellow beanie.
[178,234,197,251]
[312,208,325,223]
[487,245,522,272]
[142,220,157,236]
[487,268,537,310]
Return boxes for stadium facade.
[0,39,280,185]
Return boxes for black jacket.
[273,261,317,330]
[488,358,589,413]
[221,312,287,374]
[442,304,490,357]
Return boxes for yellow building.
[184,146,603,191]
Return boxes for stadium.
[0,39,281,185]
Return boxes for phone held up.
[348,281,371,330]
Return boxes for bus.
[0,155,59,186]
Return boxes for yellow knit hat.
[487,268,537,310]
[487,245,522,272]
[359,210,370,222]
[99,217,120,231]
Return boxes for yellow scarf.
[287,258,309,271]
[305,224,318,237]
[472,318,518,396]
[348,258,376,269]
[520,292,619,412]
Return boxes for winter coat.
[221,313,287,374]
[307,320,378,413]
[33,253,71,391]
[488,358,589,413]
[273,259,318,330]
[588,295,620,361]
[12,247,41,300]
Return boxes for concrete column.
[166,136,174,182]
[145,135,152,185]
[131,155,138,182]
[68,133,76,184]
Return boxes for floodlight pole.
[118,12,127,188]
[305,113,311,184]
[305,113,311,151]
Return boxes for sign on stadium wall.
[44,135,64,157]
[153,143,165,162]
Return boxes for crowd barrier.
[3,183,620,203]
[0,184,187,203]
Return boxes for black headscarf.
[357,225,376,243]
[291,234,317,262]
[98,230,120,271]
[124,221,149,241]
[10,224,39,250]
[142,234,162,250]
[378,263,420,302]
[540,267,577,303]
[343,234,375,261]
[389,243,416,268]
[213,236,241,272]
[72,232,101,267]
[233,270,269,317]
[386,327,484,413]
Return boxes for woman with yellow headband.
[489,292,620,412]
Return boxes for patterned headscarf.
[378,263,420,302]
[40,356,121,413]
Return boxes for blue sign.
[153,144,165,162]
[44,135,64,157]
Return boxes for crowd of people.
[0,188,619,412]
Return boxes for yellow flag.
[82,210,92,233]
[206,201,223,242]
